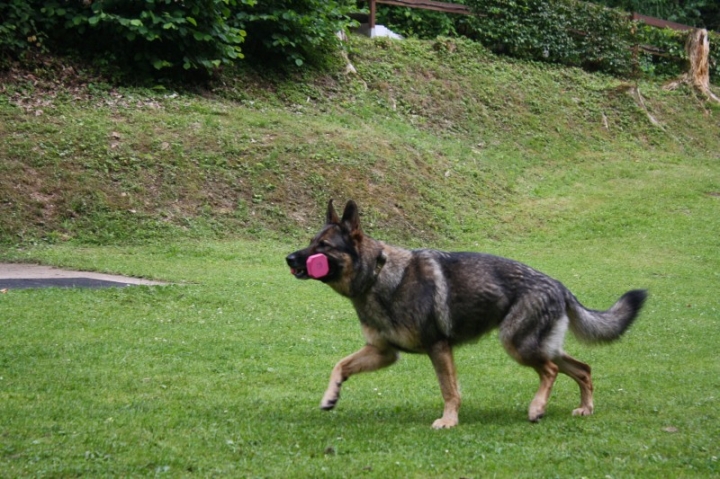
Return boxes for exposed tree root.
[629,86,664,129]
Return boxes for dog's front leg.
[320,344,398,410]
[428,341,461,429]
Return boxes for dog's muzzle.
[286,252,310,279]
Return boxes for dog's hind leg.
[499,296,567,422]
[555,354,594,417]
[528,360,559,422]
[428,341,461,429]
[320,344,398,410]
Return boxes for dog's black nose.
[286,253,298,267]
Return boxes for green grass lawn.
[1,219,718,477]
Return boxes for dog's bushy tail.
[565,289,648,344]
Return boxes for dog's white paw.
[320,393,339,410]
[431,417,458,429]
[528,404,546,423]
[572,406,593,417]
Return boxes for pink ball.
[307,253,329,279]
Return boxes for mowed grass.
[2,36,720,478]
[2,149,719,477]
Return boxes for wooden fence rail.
[367,0,471,30]
[630,12,694,32]
[374,0,471,15]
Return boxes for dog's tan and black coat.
[286,200,647,428]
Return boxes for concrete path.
[0,263,166,290]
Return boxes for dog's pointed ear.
[341,200,361,234]
[326,199,340,225]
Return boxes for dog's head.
[286,200,368,296]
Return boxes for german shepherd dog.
[286,200,647,428]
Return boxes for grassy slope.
[1,37,719,477]
[1,36,718,246]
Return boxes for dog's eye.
[319,241,331,248]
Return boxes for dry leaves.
[1,62,166,116]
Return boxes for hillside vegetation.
[1,36,719,246]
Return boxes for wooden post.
[369,0,377,33]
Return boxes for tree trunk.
[688,29,711,91]
[665,28,719,102]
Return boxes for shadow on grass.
[255,398,525,430]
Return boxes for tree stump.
[664,28,719,102]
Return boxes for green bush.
[369,0,634,76]
[0,0,356,75]
[233,0,357,67]
[43,0,249,73]
[0,0,249,75]
[376,6,458,39]
[462,0,634,76]
[588,0,720,32]
[0,0,47,57]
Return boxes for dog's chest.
[355,297,397,331]
[354,296,425,352]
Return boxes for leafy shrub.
[463,0,634,76]
[376,6,458,39]
[588,0,720,32]
[40,0,250,74]
[368,0,634,76]
[0,0,47,58]
[233,0,357,67]
[634,24,688,78]
[0,0,356,76]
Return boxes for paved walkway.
[0,263,166,290]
